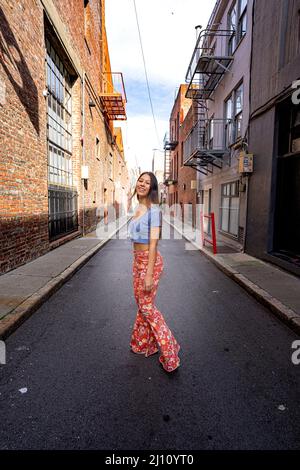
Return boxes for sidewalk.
[0,215,130,339]
[168,215,300,336]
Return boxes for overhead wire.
[132,0,161,147]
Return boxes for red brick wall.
[0,0,129,274]
[167,85,197,226]
[179,101,198,225]
[0,1,49,273]
[52,0,114,233]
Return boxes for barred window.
[46,38,73,187]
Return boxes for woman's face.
[136,174,151,198]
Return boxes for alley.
[0,225,299,451]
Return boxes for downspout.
[243,0,256,253]
[242,174,249,252]
[82,71,86,236]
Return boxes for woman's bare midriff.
[133,242,150,251]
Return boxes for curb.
[0,218,129,340]
[168,219,300,336]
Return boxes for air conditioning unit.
[81,165,89,179]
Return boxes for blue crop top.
[128,205,162,244]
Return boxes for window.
[225,95,233,146]
[208,115,214,149]
[46,35,78,240]
[109,152,113,180]
[228,3,237,55]
[291,107,300,153]
[198,189,204,205]
[95,136,100,160]
[181,141,183,166]
[228,0,247,54]
[238,0,247,40]
[220,181,239,236]
[46,38,73,187]
[224,82,243,145]
[171,123,175,142]
[235,83,243,140]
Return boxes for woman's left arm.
[144,226,160,292]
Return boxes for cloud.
[125,79,173,120]
[106,0,216,171]
[117,114,167,172]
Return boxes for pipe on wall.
[82,72,86,236]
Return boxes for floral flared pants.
[130,249,180,372]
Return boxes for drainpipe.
[82,72,86,236]
[243,174,249,253]
[242,0,255,253]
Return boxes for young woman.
[128,172,180,373]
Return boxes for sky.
[105,0,217,173]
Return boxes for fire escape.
[100,72,127,121]
[163,130,178,186]
[184,27,234,175]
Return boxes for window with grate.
[46,38,73,187]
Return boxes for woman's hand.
[144,272,153,292]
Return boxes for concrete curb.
[168,219,300,336]
[0,218,129,340]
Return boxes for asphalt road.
[0,226,300,450]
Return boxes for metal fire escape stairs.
[184,27,234,175]
[163,129,178,186]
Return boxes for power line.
[132,0,161,147]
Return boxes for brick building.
[164,84,197,226]
[0,0,129,274]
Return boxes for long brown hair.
[129,172,162,240]
[129,171,159,205]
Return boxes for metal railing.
[186,28,234,83]
[164,148,172,183]
[183,118,232,163]
[100,72,127,120]
[101,72,127,102]
[185,28,234,100]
